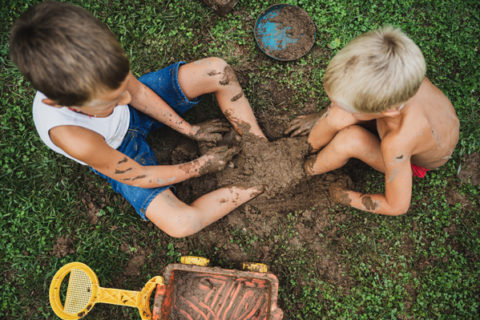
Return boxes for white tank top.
[32,91,130,165]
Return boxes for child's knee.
[149,207,200,238]
[203,57,228,71]
[202,57,239,88]
[333,126,373,154]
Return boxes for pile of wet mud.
[216,133,310,199]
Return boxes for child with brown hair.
[286,26,459,216]
[10,1,266,237]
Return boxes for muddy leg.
[146,187,263,238]
[306,125,385,175]
[177,57,266,139]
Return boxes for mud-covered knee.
[205,57,239,87]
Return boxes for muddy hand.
[284,113,321,137]
[329,184,351,206]
[199,145,241,175]
[189,119,231,142]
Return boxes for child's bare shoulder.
[380,129,415,161]
[382,79,459,168]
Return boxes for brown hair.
[10,1,130,106]
[324,26,426,113]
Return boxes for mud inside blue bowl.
[255,4,316,61]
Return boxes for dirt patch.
[51,236,75,258]
[158,123,354,288]
[124,247,147,277]
[458,152,480,185]
[201,0,239,16]
[217,134,310,198]
[256,5,316,61]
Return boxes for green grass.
[1,0,479,319]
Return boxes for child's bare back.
[381,78,459,170]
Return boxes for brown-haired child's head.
[323,26,426,114]
[10,1,130,107]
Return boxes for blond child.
[10,2,266,237]
[286,26,459,216]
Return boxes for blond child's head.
[324,26,426,113]
[10,1,130,107]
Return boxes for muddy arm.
[50,125,237,188]
[330,144,413,215]
[127,74,196,137]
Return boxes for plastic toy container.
[50,257,283,320]
[152,258,283,320]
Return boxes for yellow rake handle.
[96,287,141,307]
[50,262,163,320]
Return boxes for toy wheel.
[180,256,210,266]
[242,262,268,273]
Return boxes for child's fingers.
[208,132,224,142]
[291,127,308,137]
[284,122,300,135]
[209,125,231,133]
[224,145,241,159]
[205,119,230,129]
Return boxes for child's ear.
[381,108,401,117]
[41,98,62,108]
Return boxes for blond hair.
[10,1,129,106]
[323,26,426,113]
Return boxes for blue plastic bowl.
[254,4,316,61]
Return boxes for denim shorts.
[91,61,200,220]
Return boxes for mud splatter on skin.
[219,66,238,86]
[431,129,441,145]
[207,71,221,76]
[361,196,378,211]
[117,157,128,164]
[231,92,244,102]
[222,110,251,136]
[396,154,404,160]
[131,175,146,181]
[114,167,133,174]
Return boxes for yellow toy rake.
[49,262,163,320]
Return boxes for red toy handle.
[152,284,165,320]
